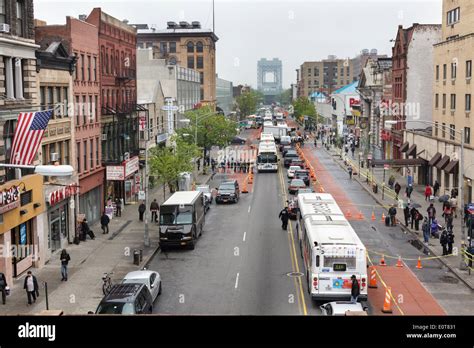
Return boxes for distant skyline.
[35,0,442,89]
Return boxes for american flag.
[10,110,53,165]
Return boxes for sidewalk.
[1,172,212,315]
[323,143,474,290]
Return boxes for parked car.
[320,301,368,316]
[231,136,246,145]
[196,185,213,204]
[122,270,162,303]
[216,180,240,203]
[287,165,302,179]
[294,169,310,186]
[95,283,153,315]
[288,179,306,194]
[289,159,305,169]
[281,145,293,155]
[284,151,299,168]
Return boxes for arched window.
[196,41,203,53]
[187,41,194,53]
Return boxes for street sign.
[161,105,179,111]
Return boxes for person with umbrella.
[410,206,417,229]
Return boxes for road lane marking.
[248,205,251,213]
[243,232,247,242]
[235,273,240,289]
[278,165,308,316]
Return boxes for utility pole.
[144,107,151,247]
[212,0,215,33]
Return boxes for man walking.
[138,202,146,222]
[403,205,410,227]
[100,212,110,234]
[388,205,397,226]
[350,275,360,303]
[433,180,440,197]
[447,232,455,255]
[278,206,290,230]
[394,182,401,200]
[348,166,353,180]
[60,249,71,281]
[427,203,436,225]
[114,197,122,217]
[410,206,417,229]
[150,199,159,223]
[406,184,413,200]
[440,229,449,256]
[0,272,7,305]
[422,218,430,244]
[23,271,39,306]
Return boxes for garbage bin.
[133,249,140,265]
[373,184,378,194]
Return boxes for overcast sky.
[35,0,442,89]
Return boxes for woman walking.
[60,249,71,281]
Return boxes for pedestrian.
[114,197,122,217]
[422,218,430,244]
[351,145,355,158]
[394,182,401,199]
[211,159,216,173]
[0,272,7,305]
[406,184,413,199]
[388,175,395,190]
[278,206,289,230]
[348,166,353,180]
[450,195,458,218]
[350,275,360,303]
[60,249,71,281]
[447,232,454,254]
[433,180,440,197]
[424,184,433,201]
[427,203,436,225]
[389,204,397,226]
[431,218,439,238]
[23,271,39,306]
[440,229,449,256]
[138,202,146,222]
[410,206,417,229]
[443,203,453,225]
[403,205,410,227]
[100,212,110,234]
[451,188,458,199]
[197,158,201,172]
[81,219,95,240]
[415,210,422,231]
[150,199,159,223]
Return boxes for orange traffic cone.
[416,256,423,269]
[368,267,378,288]
[241,178,249,194]
[381,213,386,223]
[248,174,253,185]
[371,211,376,221]
[357,211,364,220]
[319,186,324,193]
[381,287,393,313]
[396,256,404,268]
[346,210,352,218]
[379,254,386,266]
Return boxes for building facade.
[216,74,233,115]
[351,49,388,81]
[136,21,218,106]
[35,16,104,225]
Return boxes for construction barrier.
[368,267,378,288]
[381,287,393,313]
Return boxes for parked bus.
[296,193,368,301]
[257,141,278,172]
[159,191,205,250]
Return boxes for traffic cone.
[368,267,378,288]
[241,178,249,194]
[381,213,386,223]
[319,186,324,193]
[248,174,253,185]
[396,255,404,268]
[416,256,423,269]
[357,211,364,220]
[381,287,393,313]
[346,209,352,218]
[379,254,386,266]
[371,211,376,221]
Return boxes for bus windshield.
[160,205,193,225]
[257,154,277,163]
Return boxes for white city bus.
[256,141,278,172]
[260,133,275,143]
[296,193,368,301]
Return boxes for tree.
[277,88,292,106]
[148,136,200,199]
[235,89,263,119]
[292,96,317,126]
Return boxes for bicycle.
[102,272,114,295]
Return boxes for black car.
[95,283,153,315]
[284,151,299,168]
[231,136,246,145]
[216,180,240,203]
[281,145,293,155]
[294,170,310,186]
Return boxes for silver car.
[320,301,368,316]
[197,185,213,204]
[122,270,162,303]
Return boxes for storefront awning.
[428,152,442,166]
[436,155,450,170]
[406,144,417,157]
[444,160,459,174]
[400,142,410,153]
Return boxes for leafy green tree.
[292,96,317,125]
[277,88,292,106]
[235,89,263,119]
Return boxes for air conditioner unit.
[101,133,107,141]
[0,23,10,33]
[50,152,60,162]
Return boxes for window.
[434,121,439,137]
[436,65,439,80]
[87,55,91,81]
[95,95,99,122]
[197,56,203,69]
[93,57,97,81]
[64,87,68,117]
[435,94,439,109]
[83,141,87,172]
[80,54,84,80]
[76,142,81,173]
[0,0,6,24]
[187,42,194,53]
[47,87,54,116]
[442,123,446,138]
[64,140,70,165]
[90,138,94,169]
[451,94,456,110]
[451,62,457,79]
[96,137,99,167]
[169,42,176,53]
[200,88,204,101]
[56,87,62,117]
[187,56,194,69]
[465,127,471,145]
[308,68,311,75]
[199,72,203,85]
[467,61,472,79]
[442,94,447,109]
[196,41,203,53]
[443,64,447,80]
[447,7,460,25]
[89,95,93,121]
[160,42,167,54]
[450,124,455,140]
[466,94,471,112]
[75,95,80,125]
[82,95,87,124]
[40,87,46,110]
[16,1,24,36]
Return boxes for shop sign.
[107,166,125,181]
[124,156,139,178]
[47,184,79,207]
[0,185,21,214]
[139,111,147,131]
